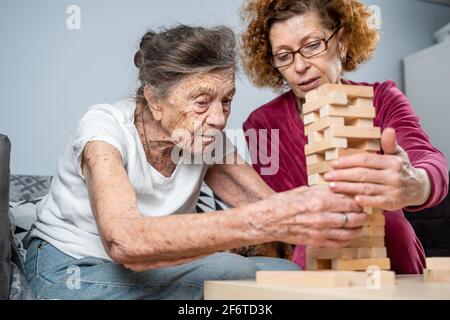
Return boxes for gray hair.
[134,25,237,104]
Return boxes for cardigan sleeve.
[375,80,449,211]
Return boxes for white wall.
[1,0,449,175]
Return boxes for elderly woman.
[240,0,448,274]
[24,25,367,300]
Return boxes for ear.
[143,85,163,122]
[337,29,348,63]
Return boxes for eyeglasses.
[270,27,342,69]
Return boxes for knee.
[198,253,259,281]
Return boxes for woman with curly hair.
[241,0,448,274]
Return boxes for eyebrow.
[273,31,325,53]
[189,86,236,99]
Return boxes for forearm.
[109,201,276,270]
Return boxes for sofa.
[2,133,450,299]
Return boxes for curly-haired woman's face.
[269,12,347,100]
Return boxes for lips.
[298,77,320,92]
[300,77,319,86]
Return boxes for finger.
[330,152,389,170]
[324,167,390,184]
[354,194,395,210]
[328,212,368,229]
[324,227,363,241]
[300,212,367,229]
[381,128,400,155]
[329,181,386,196]
[308,191,363,213]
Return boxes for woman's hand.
[324,128,431,211]
[252,186,367,248]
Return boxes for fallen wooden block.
[426,257,450,270]
[256,270,351,287]
[256,270,395,288]
[424,269,450,283]
[332,258,391,271]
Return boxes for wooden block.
[332,258,391,271]
[325,148,366,161]
[365,213,385,226]
[307,160,332,175]
[303,92,348,114]
[308,130,325,143]
[320,105,376,119]
[360,226,385,237]
[347,118,374,127]
[424,269,450,282]
[348,236,385,248]
[256,271,351,287]
[305,116,345,135]
[348,97,374,108]
[306,153,325,165]
[425,257,450,270]
[363,269,396,287]
[307,247,358,260]
[305,137,347,155]
[348,139,381,152]
[308,173,326,186]
[364,206,374,215]
[307,258,332,270]
[317,84,374,99]
[305,89,320,103]
[328,126,381,140]
[303,111,319,125]
[357,247,387,259]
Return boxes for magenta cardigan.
[243,80,449,274]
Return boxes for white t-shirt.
[30,99,235,260]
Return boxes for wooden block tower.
[303,83,391,272]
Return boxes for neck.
[135,102,175,160]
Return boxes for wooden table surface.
[205,275,450,300]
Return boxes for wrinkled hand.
[325,128,431,211]
[257,186,367,248]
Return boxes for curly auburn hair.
[240,0,380,89]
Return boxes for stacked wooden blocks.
[303,83,391,271]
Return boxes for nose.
[293,51,309,74]
[206,101,226,129]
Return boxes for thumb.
[381,127,399,155]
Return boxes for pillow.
[9,175,52,203]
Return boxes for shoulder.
[80,99,136,126]
[244,91,296,130]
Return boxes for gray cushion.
[0,135,11,300]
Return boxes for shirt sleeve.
[72,106,128,180]
[375,80,449,211]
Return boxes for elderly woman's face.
[158,68,235,154]
[269,11,347,100]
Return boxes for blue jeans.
[25,238,300,300]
